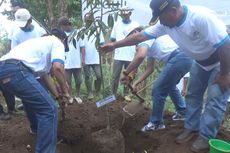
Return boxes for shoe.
[172,112,185,121]
[87,92,94,99]
[190,136,209,152]
[68,97,74,104]
[175,129,197,144]
[124,95,132,102]
[141,122,165,132]
[17,104,24,110]
[0,113,11,121]
[74,96,83,104]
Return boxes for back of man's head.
[51,28,67,40]
[58,16,72,26]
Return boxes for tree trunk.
[45,0,56,28]
[58,0,68,17]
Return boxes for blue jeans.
[150,51,192,124]
[0,61,58,153]
[184,62,230,139]
[0,87,16,111]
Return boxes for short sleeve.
[196,12,229,49]
[51,37,65,64]
[143,22,166,39]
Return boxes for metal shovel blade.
[123,101,145,117]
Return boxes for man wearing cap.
[82,13,104,99]
[1,8,47,117]
[58,16,85,104]
[0,29,70,153]
[110,6,140,97]
[11,8,46,48]
[99,0,230,152]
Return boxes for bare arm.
[99,32,149,53]
[133,58,155,88]
[81,47,85,66]
[214,40,230,91]
[40,74,59,98]
[51,62,69,97]
[125,45,148,74]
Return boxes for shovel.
[122,79,156,117]
[122,83,145,116]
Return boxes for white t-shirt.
[142,35,179,63]
[144,5,228,71]
[0,36,65,75]
[111,20,139,61]
[10,20,46,48]
[8,19,42,40]
[84,33,104,65]
[65,30,85,69]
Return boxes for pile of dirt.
[0,98,230,153]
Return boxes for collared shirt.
[110,19,140,61]
[0,36,65,75]
[139,35,179,63]
[144,5,228,70]
[84,33,104,65]
[64,30,85,69]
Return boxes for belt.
[0,59,21,65]
[196,51,219,67]
[0,59,33,73]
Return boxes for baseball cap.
[120,6,134,14]
[15,8,31,27]
[149,0,174,24]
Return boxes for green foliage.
[9,0,83,29]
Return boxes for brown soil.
[0,98,230,153]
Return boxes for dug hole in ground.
[0,97,229,153]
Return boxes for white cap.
[14,9,31,27]
[120,6,134,14]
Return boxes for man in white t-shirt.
[11,9,46,49]
[122,33,192,131]
[2,8,47,116]
[0,29,69,153]
[83,13,104,99]
[110,6,140,96]
[58,17,85,104]
[99,0,230,152]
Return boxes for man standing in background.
[110,6,139,98]
[83,12,104,99]
[58,16,85,104]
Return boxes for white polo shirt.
[111,20,140,61]
[140,35,179,63]
[65,30,85,69]
[84,33,104,65]
[11,21,46,48]
[144,5,229,70]
[0,36,65,75]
